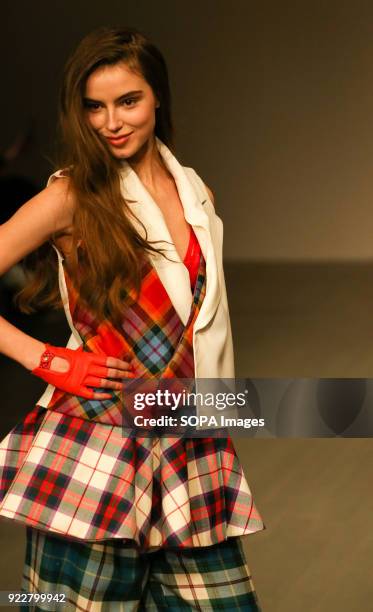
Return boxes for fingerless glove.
[31,343,116,399]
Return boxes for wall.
[3,0,373,260]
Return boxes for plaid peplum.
[0,228,265,551]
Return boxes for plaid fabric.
[45,243,205,424]
[0,231,265,549]
[0,405,264,549]
[22,528,262,611]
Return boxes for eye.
[121,97,137,107]
[84,101,102,112]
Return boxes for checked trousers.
[21,527,262,611]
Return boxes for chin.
[112,150,130,159]
[109,146,133,160]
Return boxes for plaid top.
[0,226,265,551]
[41,226,203,424]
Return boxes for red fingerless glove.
[31,343,113,399]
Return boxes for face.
[83,62,160,160]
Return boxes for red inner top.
[58,226,201,291]
[183,226,201,291]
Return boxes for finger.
[88,365,131,380]
[89,353,114,367]
[106,366,134,378]
[76,388,95,399]
[84,376,122,390]
[88,365,112,378]
[89,366,132,379]
[92,392,113,400]
[84,352,132,369]
[106,371,136,380]
[105,356,134,370]
[88,355,133,373]
[81,386,112,400]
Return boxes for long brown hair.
[15,26,175,330]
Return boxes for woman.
[0,26,265,610]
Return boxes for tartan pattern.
[0,229,265,549]
[22,528,262,611]
[44,249,206,424]
[0,408,46,504]
[0,405,264,549]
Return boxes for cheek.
[86,113,104,130]
[129,103,156,127]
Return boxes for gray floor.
[1,261,373,610]
[228,261,373,611]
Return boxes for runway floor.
[1,260,373,611]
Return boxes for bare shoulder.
[0,175,77,275]
[44,174,76,232]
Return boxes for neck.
[126,135,167,190]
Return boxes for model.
[0,26,265,610]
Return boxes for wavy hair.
[15,25,175,330]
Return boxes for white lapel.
[119,136,221,331]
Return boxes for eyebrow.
[83,90,144,103]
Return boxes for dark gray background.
[2,2,373,611]
[4,1,373,260]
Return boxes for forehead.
[84,62,148,99]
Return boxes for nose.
[106,107,123,132]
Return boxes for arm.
[0,177,75,370]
